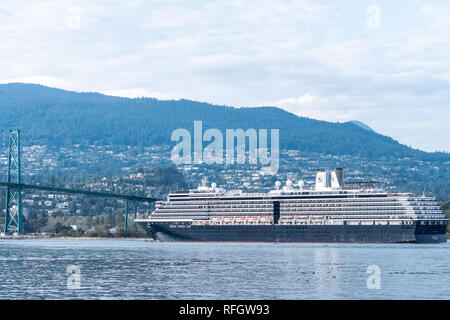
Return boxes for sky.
[0,0,449,152]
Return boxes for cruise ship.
[136,168,448,243]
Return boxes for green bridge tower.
[4,130,22,233]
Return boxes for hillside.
[0,83,448,162]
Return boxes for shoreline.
[0,235,153,241]
[1,235,449,242]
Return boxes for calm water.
[0,239,449,300]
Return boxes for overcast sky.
[1,0,449,152]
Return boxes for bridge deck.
[0,182,159,203]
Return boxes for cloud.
[0,76,73,90]
[0,0,449,152]
[268,93,329,117]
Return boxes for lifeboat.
[223,217,233,222]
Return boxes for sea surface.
[0,239,449,300]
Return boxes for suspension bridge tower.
[4,130,22,233]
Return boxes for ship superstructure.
[136,169,447,243]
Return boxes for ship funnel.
[331,168,344,189]
[315,169,328,191]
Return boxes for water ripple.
[0,239,449,299]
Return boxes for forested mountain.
[0,83,448,161]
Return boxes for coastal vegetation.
[21,204,148,238]
[47,215,146,238]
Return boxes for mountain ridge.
[0,83,447,161]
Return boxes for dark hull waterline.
[137,221,447,244]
